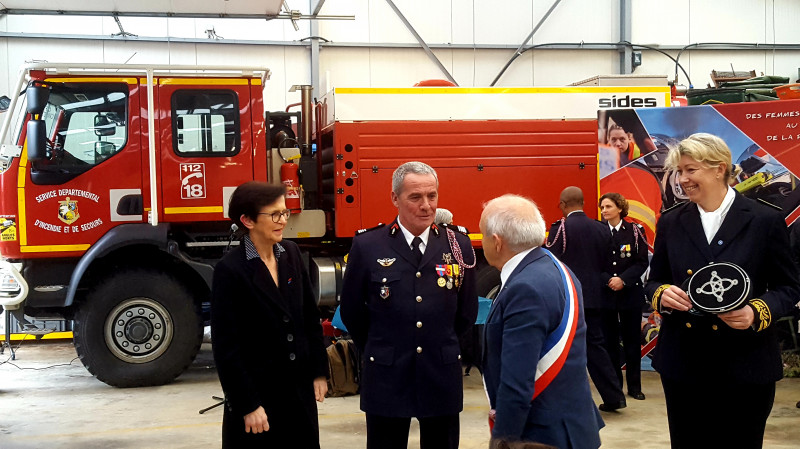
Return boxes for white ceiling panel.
[0,0,285,17]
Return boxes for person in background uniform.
[481,194,603,449]
[340,161,478,449]
[645,133,800,449]
[545,186,626,412]
[599,192,649,401]
[211,181,328,449]
[435,207,454,225]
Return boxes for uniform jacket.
[482,247,603,448]
[340,220,478,417]
[546,211,614,309]
[604,219,649,310]
[211,238,328,446]
[645,194,800,385]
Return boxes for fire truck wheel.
[73,270,203,387]
[475,262,501,300]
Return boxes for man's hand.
[244,406,269,433]
[718,306,755,330]
[314,377,328,402]
[608,277,624,291]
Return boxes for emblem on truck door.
[57,198,80,225]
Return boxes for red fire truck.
[0,62,669,386]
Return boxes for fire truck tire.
[73,269,203,387]
[475,262,501,300]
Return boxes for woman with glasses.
[211,181,328,448]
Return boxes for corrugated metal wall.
[0,0,798,98]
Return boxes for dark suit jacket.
[604,219,649,310]
[546,211,614,309]
[211,239,328,446]
[645,194,800,385]
[482,247,603,448]
[340,220,478,417]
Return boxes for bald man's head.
[560,186,584,207]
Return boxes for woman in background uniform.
[599,192,648,401]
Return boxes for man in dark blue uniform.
[545,186,626,411]
[340,161,478,449]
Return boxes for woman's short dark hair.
[599,192,629,219]
[228,181,286,229]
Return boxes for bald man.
[546,187,626,412]
[481,194,603,448]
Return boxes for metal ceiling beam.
[0,8,352,20]
[312,0,327,17]
[490,0,563,86]
[383,0,457,85]
[619,0,633,74]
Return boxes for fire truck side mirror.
[26,120,48,162]
[26,82,49,115]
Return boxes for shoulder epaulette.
[635,223,644,229]
[441,222,469,235]
[661,201,687,215]
[355,223,385,236]
[550,219,562,228]
[757,198,782,211]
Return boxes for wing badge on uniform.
[377,258,396,267]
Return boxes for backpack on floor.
[326,338,360,397]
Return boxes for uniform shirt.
[698,186,735,244]
[396,216,431,254]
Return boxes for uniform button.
[289,353,296,360]
[612,262,617,266]
[282,315,290,323]
[685,322,692,328]
[613,273,617,276]
[416,321,422,328]
[457,355,462,360]
[416,272,421,278]
[712,325,718,331]
[717,240,723,245]
[382,278,387,283]
[369,356,375,362]
[287,334,294,342]
[416,296,422,303]
[687,269,693,275]
[612,250,616,254]
[416,346,422,354]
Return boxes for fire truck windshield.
[30,83,128,185]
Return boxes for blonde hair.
[666,133,736,183]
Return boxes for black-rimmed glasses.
[258,209,291,223]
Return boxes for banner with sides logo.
[598,98,800,363]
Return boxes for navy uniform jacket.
[211,238,328,447]
[546,211,614,309]
[482,247,603,448]
[340,220,478,417]
[645,194,800,385]
[604,219,649,310]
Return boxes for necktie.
[411,236,423,265]
[612,228,618,237]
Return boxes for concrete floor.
[1,341,799,448]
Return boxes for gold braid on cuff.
[749,299,771,332]
[651,284,670,312]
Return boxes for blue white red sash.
[532,249,580,400]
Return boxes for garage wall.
[0,0,799,106]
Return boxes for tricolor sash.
[532,249,580,400]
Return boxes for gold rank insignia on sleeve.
[652,284,670,311]
[748,298,772,332]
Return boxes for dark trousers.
[605,308,643,394]
[661,377,775,449]
[366,413,460,449]
[584,308,625,405]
